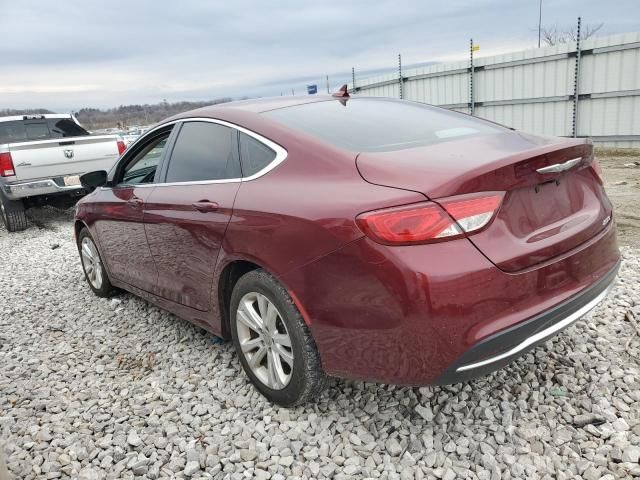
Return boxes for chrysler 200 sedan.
[75,93,619,406]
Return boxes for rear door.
[144,120,242,311]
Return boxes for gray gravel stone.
[126,430,142,447]
[386,438,403,456]
[622,445,640,463]
[183,461,200,476]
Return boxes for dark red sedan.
[75,95,619,406]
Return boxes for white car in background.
[120,127,145,146]
[0,114,124,232]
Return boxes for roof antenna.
[332,84,350,98]
[332,84,350,106]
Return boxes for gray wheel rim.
[236,292,294,390]
[81,237,103,289]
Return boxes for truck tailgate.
[9,135,120,181]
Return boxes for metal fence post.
[572,17,582,138]
[470,39,475,115]
[398,54,403,99]
[351,67,356,94]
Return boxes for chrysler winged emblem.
[63,149,74,159]
[536,157,581,174]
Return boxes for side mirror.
[80,170,108,191]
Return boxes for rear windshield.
[262,98,504,152]
[0,117,89,144]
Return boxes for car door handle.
[192,201,219,212]
[127,197,144,208]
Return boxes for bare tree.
[541,23,604,46]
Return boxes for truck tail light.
[356,192,504,245]
[117,140,126,155]
[0,152,16,177]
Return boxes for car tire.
[0,190,28,232]
[230,269,328,406]
[77,227,117,298]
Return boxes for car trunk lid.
[356,131,613,272]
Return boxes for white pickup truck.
[0,114,125,232]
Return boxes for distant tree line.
[0,108,54,115]
[1,98,234,131]
[75,98,233,130]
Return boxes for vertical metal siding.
[351,32,640,147]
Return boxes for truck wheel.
[0,191,28,232]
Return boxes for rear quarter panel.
[219,129,426,278]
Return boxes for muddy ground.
[597,148,640,248]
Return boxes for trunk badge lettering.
[536,157,581,174]
[64,149,74,159]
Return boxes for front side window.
[239,132,277,176]
[165,122,240,183]
[119,134,169,185]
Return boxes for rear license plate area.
[63,175,81,186]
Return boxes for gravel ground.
[597,148,640,249]
[1,207,640,480]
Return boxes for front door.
[93,130,171,291]
[144,120,242,311]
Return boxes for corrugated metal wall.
[351,32,640,147]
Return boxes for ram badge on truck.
[0,114,125,232]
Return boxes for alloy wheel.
[81,236,103,289]
[236,292,294,390]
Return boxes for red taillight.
[356,192,504,245]
[590,159,604,184]
[0,152,16,177]
[117,140,126,155]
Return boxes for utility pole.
[538,0,543,48]
[326,75,330,94]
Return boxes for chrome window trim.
[116,116,287,188]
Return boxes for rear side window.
[263,98,504,152]
[24,122,51,141]
[0,121,27,144]
[239,132,277,176]
[47,118,89,138]
[165,122,241,183]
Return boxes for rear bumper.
[1,178,85,200]
[282,219,620,385]
[434,260,619,384]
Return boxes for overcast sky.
[1,0,638,111]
